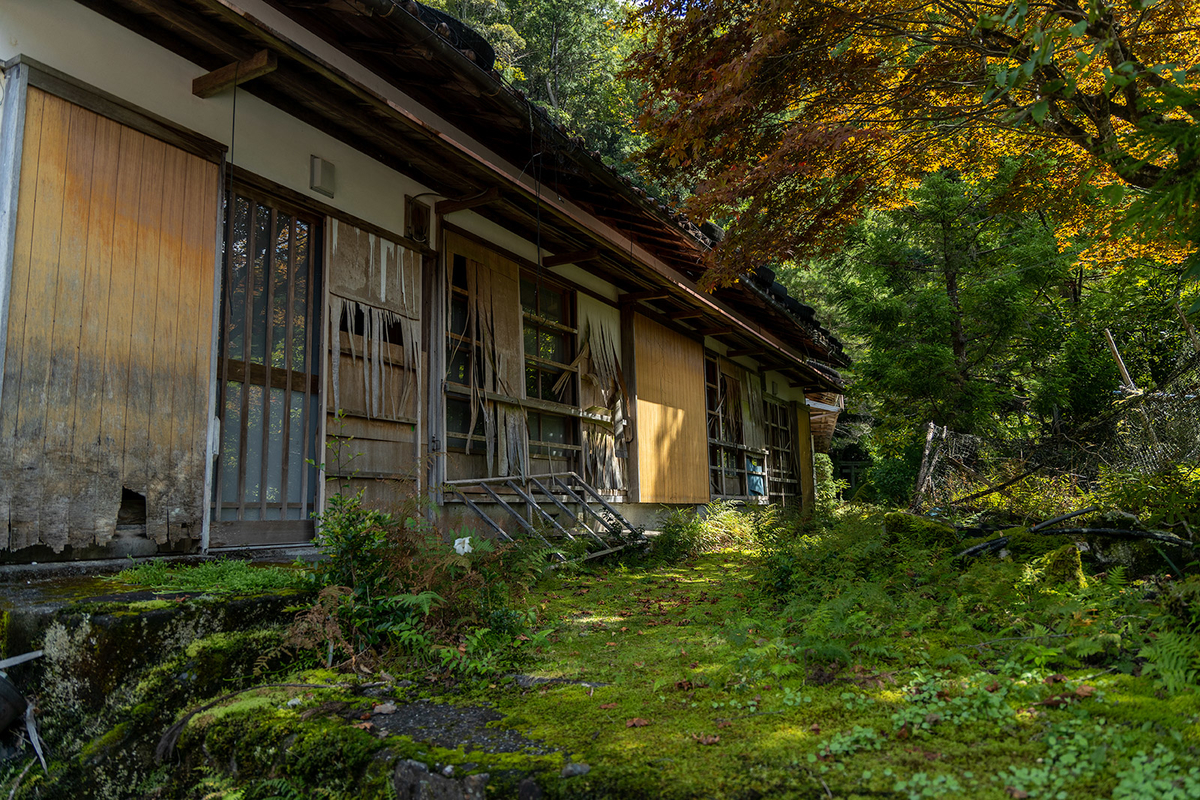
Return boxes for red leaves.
[626,718,651,728]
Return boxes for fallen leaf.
[985,681,1001,693]
[353,721,375,731]
[1006,788,1030,799]
[606,642,618,647]
[372,703,397,715]
[634,662,645,667]
[1075,685,1096,698]
[675,680,694,691]
[692,733,720,745]
[809,723,821,733]
[599,702,618,710]
[1045,673,1067,685]
[626,718,651,728]
[637,631,648,636]
[717,720,733,729]
[620,627,628,632]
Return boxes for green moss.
[1042,544,1087,588]
[79,722,132,764]
[1164,576,1200,632]
[1003,526,1059,558]
[883,512,957,546]
[108,558,306,596]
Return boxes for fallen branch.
[950,466,1042,506]
[1030,507,1098,532]
[966,633,1074,650]
[6,759,34,800]
[1046,529,1195,548]
[954,527,1195,560]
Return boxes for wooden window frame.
[521,272,580,460]
[765,396,800,506]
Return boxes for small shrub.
[301,489,551,676]
[650,501,765,564]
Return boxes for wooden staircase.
[444,472,645,560]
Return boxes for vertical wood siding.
[0,89,218,552]
[633,314,708,504]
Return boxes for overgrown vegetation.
[20,491,1200,799]
[294,489,552,677]
[110,558,305,595]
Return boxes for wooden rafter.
[542,248,600,268]
[435,187,501,215]
[192,49,277,98]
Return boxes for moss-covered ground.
[8,508,1199,799]
[469,545,1200,799]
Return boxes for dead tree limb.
[950,466,1042,506]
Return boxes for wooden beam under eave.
[435,186,501,215]
[697,326,733,337]
[725,348,762,359]
[619,290,672,305]
[542,248,600,268]
[192,50,277,98]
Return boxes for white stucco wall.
[0,0,433,237]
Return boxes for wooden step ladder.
[444,472,645,560]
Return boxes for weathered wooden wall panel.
[326,218,423,493]
[633,314,708,504]
[0,89,218,552]
[442,231,528,481]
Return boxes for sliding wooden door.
[210,190,322,547]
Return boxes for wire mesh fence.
[911,343,1200,519]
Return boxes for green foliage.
[109,558,305,596]
[827,164,1074,438]
[423,0,661,194]
[648,500,766,564]
[751,504,1200,698]
[1094,462,1200,531]
[810,454,843,530]
[1113,746,1200,799]
[303,490,551,676]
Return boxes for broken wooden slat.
[504,479,571,539]
[568,472,640,537]
[552,476,622,538]
[192,50,278,99]
[479,482,541,536]
[447,487,513,542]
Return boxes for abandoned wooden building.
[0,0,846,563]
